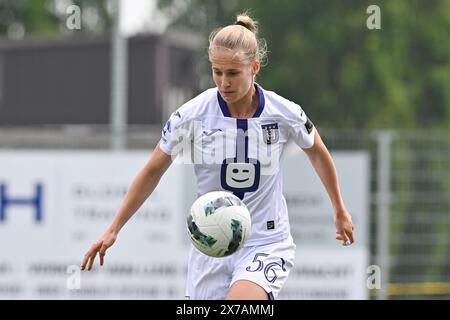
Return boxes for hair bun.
[235,14,258,34]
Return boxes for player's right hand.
[81,230,117,271]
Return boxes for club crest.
[261,123,279,144]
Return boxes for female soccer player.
[81,13,355,300]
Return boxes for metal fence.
[322,128,450,300]
[1,126,449,299]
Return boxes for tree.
[157,0,450,129]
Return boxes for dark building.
[0,31,202,126]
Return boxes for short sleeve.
[159,110,192,156]
[290,104,315,149]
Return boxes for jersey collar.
[217,83,265,118]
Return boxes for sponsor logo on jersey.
[202,129,223,137]
[267,220,275,230]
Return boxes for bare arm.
[302,130,355,245]
[81,144,172,270]
[107,144,172,235]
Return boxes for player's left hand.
[334,209,355,246]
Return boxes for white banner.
[0,148,369,299]
[0,151,189,299]
[279,145,370,299]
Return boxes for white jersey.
[159,84,315,246]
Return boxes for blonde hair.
[208,13,267,65]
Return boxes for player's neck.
[227,86,258,119]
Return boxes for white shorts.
[185,235,296,300]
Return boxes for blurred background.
[0,0,449,300]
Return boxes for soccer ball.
[187,191,251,258]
